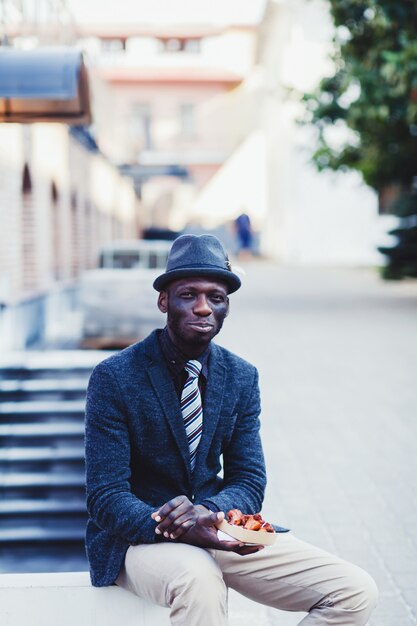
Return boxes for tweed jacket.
[85,329,267,587]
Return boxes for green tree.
[302,0,417,278]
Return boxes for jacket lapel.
[145,333,191,481]
[143,332,226,485]
[194,343,225,478]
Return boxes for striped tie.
[181,360,203,472]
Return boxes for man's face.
[158,277,229,355]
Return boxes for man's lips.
[188,322,214,332]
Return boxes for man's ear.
[158,290,168,313]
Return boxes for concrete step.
[0,351,106,572]
[0,545,88,574]
[0,378,89,401]
[0,499,86,516]
[0,526,85,543]
[0,400,85,418]
[1,472,85,489]
[0,572,171,625]
[0,378,88,393]
[0,350,111,380]
[0,422,85,438]
[0,446,84,463]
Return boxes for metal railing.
[0,0,76,46]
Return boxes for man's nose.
[193,295,212,316]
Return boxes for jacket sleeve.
[85,361,157,544]
[199,367,267,514]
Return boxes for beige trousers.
[115,533,378,625]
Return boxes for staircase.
[0,351,111,573]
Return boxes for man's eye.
[211,295,225,302]
[180,292,193,298]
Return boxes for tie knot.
[185,360,202,379]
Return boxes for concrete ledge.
[0,571,170,626]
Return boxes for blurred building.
[76,19,262,232]
[0,1,141,307]
[1,0,399,312]
[73,0,396,264]
[0,123,139,303]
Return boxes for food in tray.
[217,508,277,545]
[226,509,275,533]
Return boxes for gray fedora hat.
[153,234,241,293]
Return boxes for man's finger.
[215,540,264,554]
[212,539,243,551]
[168,519,196,539]
[152,496,192,523]
[156,496,190,520]
[157,510,196,537]
[234,544,265,556]
[198,511,224,528]
[154,503,192,534]
[160,508,222,537]
[213,511,225,526]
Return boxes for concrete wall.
[0,572,170,626]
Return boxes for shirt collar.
[159,326,210,378]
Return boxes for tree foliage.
[303,0,417,191]
[302,0,417,278]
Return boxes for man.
[85,234,377,625]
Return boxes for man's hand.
[151,496,264,555]
[180,514,264,555]
[151,495,215,540]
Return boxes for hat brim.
[153,267,241,293]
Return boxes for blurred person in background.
[85,234,377,625]
[234,212,253,258]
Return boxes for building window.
[180,103,196,137]
[131,103,153,150]
[160,38,201,53]
[184,39,201,53]
[101,38,125,53]
[164,38,182,52]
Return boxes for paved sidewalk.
[220,263,417,626]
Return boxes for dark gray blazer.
[85,330,267,587]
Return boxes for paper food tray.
[217,519,276,546]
